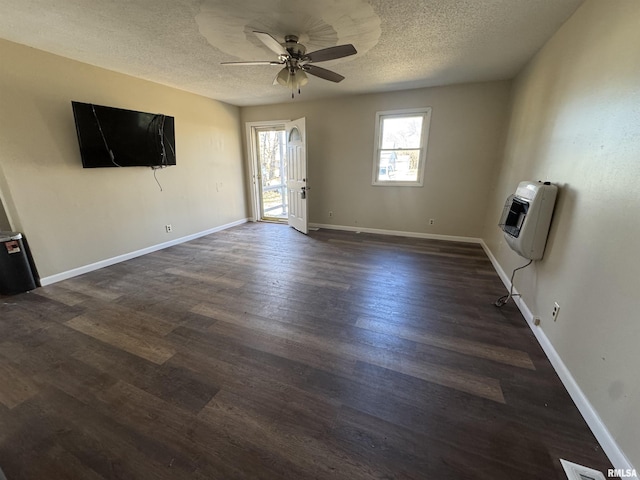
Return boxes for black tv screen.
[71,101,176,168]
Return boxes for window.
[372,107,431,186]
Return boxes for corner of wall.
[479,239,634,473]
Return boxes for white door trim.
[244,120,290,222]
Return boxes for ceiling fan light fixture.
[287,72,297,90]
[276,67,290,87]
[277,68,308,95]
[296,70,309,87]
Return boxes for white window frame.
[372,107,432,187]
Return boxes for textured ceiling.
[0,0,584,106]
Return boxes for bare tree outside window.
[257,129,287,218]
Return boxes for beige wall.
[483,0,640,468]
[241,82,511,237]
[0,39,247,279]
[0,198,10,231]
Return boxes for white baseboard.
[479,240,634,474]
[39,218,249,286]
[309,222,482,244]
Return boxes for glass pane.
[257,129,287,219]
[378,149,421,182]
[288,126,301,143]
[262,186,288,218]
[380,116,423,149]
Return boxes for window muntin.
[372,108,431,186]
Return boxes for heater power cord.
[494,259,533,307]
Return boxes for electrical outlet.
[165,224,172,233]
[329,211,333,217]
[429,219,435,225]
[552,302,560,321]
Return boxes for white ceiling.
[0,0,583,107]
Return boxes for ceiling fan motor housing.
[283,35,306,59]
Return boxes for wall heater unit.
[499,181,558,260]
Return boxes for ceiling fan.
[221,31,357,98]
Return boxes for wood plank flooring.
[0,223,614,479]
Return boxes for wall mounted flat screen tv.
[71,101,176,168]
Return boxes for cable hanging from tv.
[91,104,121,167]
[152,114,176,167]
[152,165,164,192]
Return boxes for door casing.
[244,120,290,222]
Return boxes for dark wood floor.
[0,222,613,479]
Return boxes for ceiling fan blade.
[304,65,345,83]
[305,44,357,63]
[221,61,284,66]
[253,31,287,56]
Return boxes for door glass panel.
[257,128,287,220]
[288,126,301,143]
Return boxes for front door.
[255,126,287,221]
[285,118,308,234]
